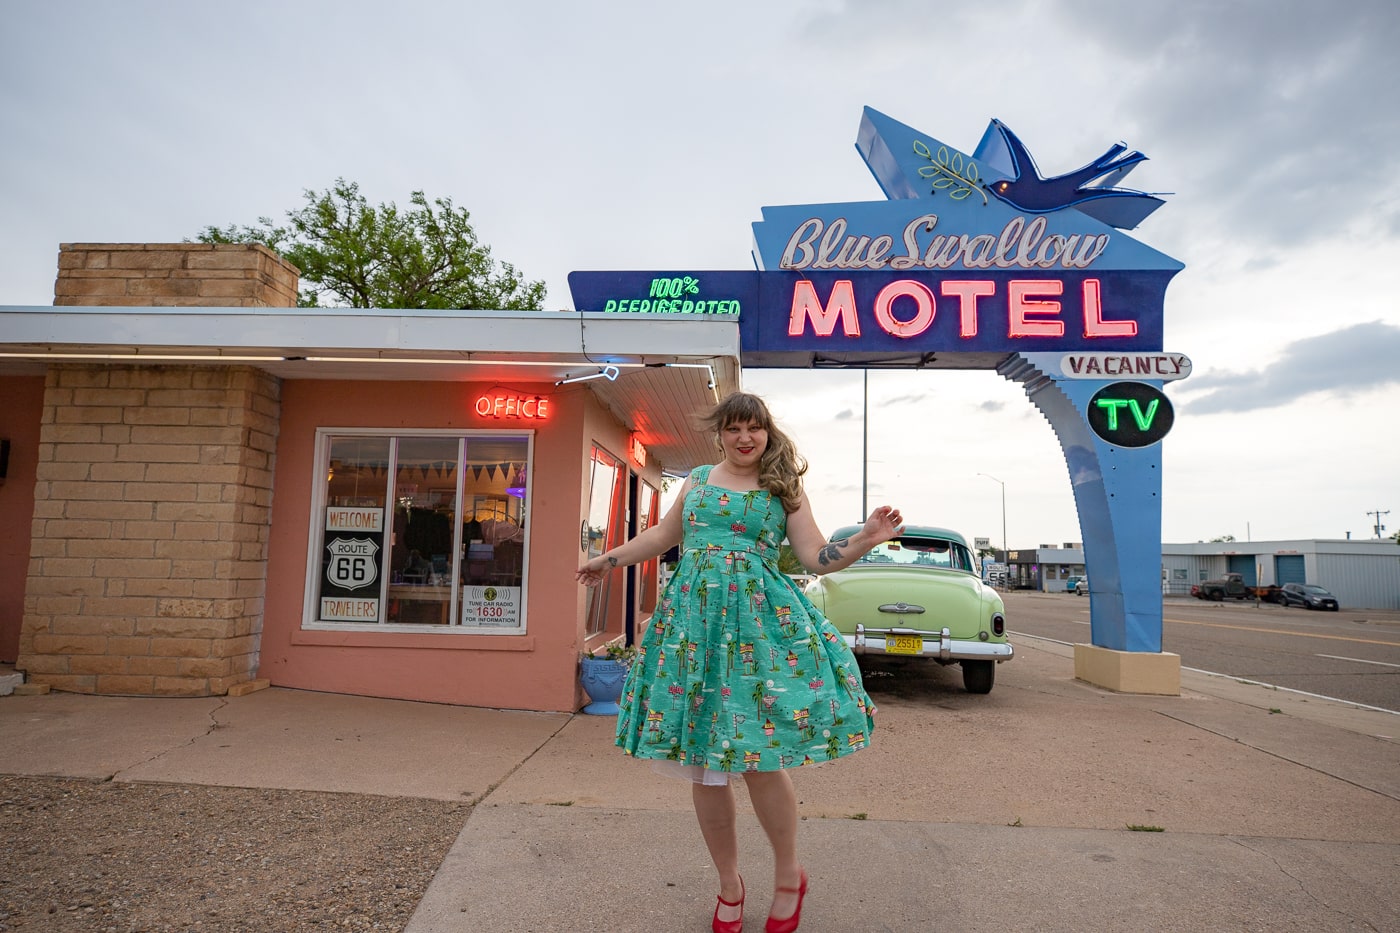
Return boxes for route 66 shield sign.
[325,537,380,591]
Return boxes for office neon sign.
[474,393,550,420]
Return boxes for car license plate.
[887,634,923,655]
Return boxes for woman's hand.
[575,555,612,587]
[862,505,904,547]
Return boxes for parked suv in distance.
[1278,583,1339,611]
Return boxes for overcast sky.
[2,0,1397,546]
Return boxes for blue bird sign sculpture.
[978,119,1166,230]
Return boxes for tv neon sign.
[475,393,550,420]
[788,277,1137,340]
[1086,382,1173,447]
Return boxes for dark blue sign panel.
[569,268,1168,360]
[567,271,756,316]
[747,270,1168,354]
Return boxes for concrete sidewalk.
[2,638,1397,932]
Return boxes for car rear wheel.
[962,660,995,694]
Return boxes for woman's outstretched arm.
[576,477,691,586]
[783,495,903,575]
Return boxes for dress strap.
[691,463,715,485]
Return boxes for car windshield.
[856,536,975,573]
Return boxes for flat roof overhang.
[0,305,742,474]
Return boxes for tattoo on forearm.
[607,556,619,568]
[817,537,850,567]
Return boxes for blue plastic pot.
[579,657,628,715]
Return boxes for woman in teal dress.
[577,392,902,933]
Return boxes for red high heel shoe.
[712,876,744,933]
[765,868,808,933]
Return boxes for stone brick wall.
[19,367,280,695]
[54,242,299,307]
[16,242,295,696]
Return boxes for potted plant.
[579,642,636,715]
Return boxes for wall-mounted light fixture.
[556,365,620,386]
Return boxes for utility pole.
[1367,509,1390,539]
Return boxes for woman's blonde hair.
[701,392,808,513]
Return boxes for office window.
[309,430,530,632]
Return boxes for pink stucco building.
[0,243,739,710]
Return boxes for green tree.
[777,543,805,576]
[196,179,546,310]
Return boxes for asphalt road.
[1002,591,1400,713]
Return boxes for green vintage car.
[804,525,1013,694]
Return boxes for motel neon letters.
[787,277,1138,340]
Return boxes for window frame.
[583,444,628,638]
[301,427,534,635]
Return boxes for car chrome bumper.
[846,625,1014,661]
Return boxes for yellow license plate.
[886,634,923,655]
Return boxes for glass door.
[584,445,627,637]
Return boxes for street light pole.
[979,473,1007,558]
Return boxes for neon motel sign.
[786,276,1135,340]
[567,106,1188,657]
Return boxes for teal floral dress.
[615,465,877,778]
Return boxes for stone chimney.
[18,244,298,696]
[54,242,299,307]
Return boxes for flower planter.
[578,656,629,715]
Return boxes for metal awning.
[0,305,742,475]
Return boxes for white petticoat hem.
[648,756,835,785]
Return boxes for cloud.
[977,400,1007,414]
[800,1,1400,253]
[1179,320,1400,413]
[1057,0,1400,249]
[834,408,855,420]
